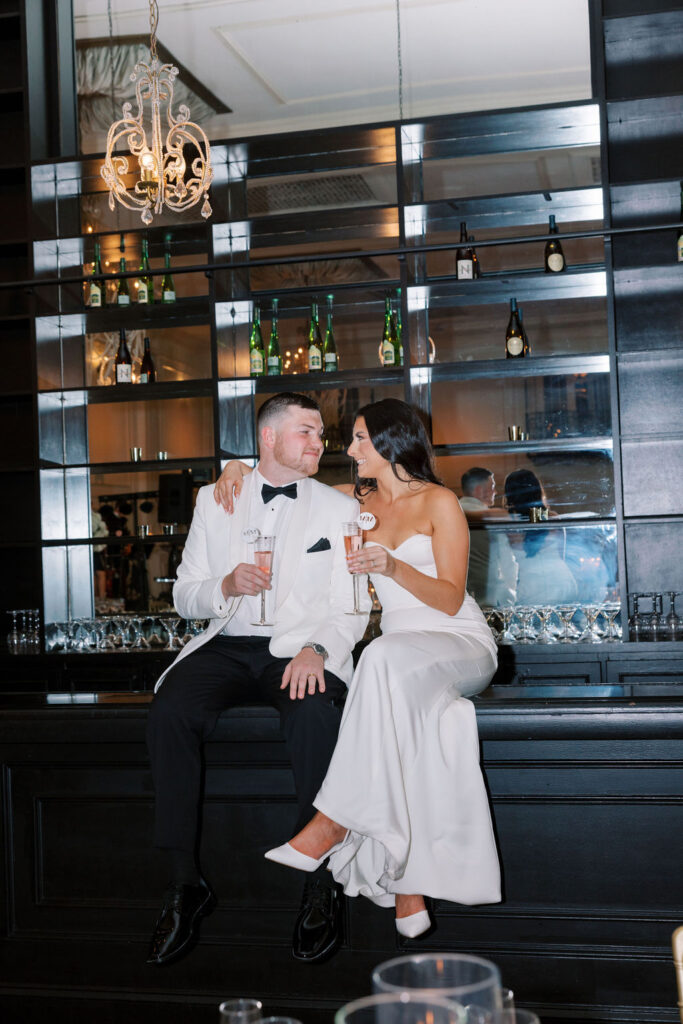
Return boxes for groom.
[146,393,369,966]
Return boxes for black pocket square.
[307,537,331,553]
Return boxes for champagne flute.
[343,521,364,615]
[251,535,275,626]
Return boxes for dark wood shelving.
[415,353,610,382]
[434,436,613,457]
[37,378,214,404]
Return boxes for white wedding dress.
[314,533,501,907]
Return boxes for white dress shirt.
[221,466,297,636]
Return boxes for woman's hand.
[214,460,253,513]
[347,545,395,577]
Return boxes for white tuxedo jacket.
[155,473,370,690]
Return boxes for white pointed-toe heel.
[395,909,432,938]
[265,835,348,873]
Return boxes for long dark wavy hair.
[352,398,443,499]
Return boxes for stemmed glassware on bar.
[343,521,365,615]
[371,953,504,1017]
[251,535,275,627]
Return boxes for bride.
[215,398,500,937]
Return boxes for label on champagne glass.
[457,260,474,279]
[506,336,524,356]
[547,252,565,272]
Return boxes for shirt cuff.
[211,578,231,617]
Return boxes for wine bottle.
[677,182,683,262]
[395,288,404,366]
[249,305,265,377]
[137,238,153,304]
[116,234,130,306]
[380,294,398,366]
[323,294,338,372]
[468,235,481,279]
[115,328,132,383]
[308,301,323,372]
[544,215,566,272]
[138,336,156,383]
[518,305,530,356]
[456,221,474,280]
[505,298,525,359]
[88,240,104,307]
[267,298,282,376]
[161,250,176,303]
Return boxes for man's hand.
[221,562,271,599]
[281,649,326,701]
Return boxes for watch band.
[302,641,328,661]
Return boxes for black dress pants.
[146,634,346,852]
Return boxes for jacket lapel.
[273,476,311,608]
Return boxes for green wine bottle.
[116,256,130,306]
[308,301,323,372]
[161,250,176,303]
[249,305,265,377]
[677,182,683,262]
[323,294,338,372]
[394,288,404,366]
[544,215,566,272]
[137,238,153,304]
[380,295,398,366]
[88,240,104,307]
[267,298,282,376]
[505,297,525,359]
[138,336,156,384]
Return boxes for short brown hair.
[257,392,321,432]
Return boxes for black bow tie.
[261,482,298,503]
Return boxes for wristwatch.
[302,641,328,661]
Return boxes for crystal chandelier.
[101,0,213,225]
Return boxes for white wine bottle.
[505,298,525,359]
[544,215,566,272]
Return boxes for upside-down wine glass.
[251,535,275,626]
[372,953,503,1017]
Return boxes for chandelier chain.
[149,0,159,58]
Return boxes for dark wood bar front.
[0,690,681,1024]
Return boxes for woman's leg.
[288,810,347,859]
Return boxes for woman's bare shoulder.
[333,483,355,496]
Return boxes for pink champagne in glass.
[342,522,364,615]
[252,535,275,626]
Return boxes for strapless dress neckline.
[366,533,431,553]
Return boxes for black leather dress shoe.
[292,877,343,964]
[146,878,216,966]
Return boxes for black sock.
[165,848,200,887]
